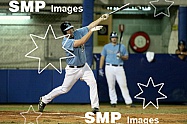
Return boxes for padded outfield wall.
[0,54,187,104]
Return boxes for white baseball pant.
[42,63,99,109]
[105,65,132,104]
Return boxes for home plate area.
[0,104,186,124]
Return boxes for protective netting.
[0,2,83,69]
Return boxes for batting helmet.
[110,31,118,38]
[60,21,74,34]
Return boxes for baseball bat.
[118,24,125,53]
[108,3,130,15]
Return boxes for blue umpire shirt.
[101,43,128,65]
[62,26,89,66]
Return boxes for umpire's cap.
[60,21,74,34]
[110,31,118,38]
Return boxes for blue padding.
[179,7,187,45]
[95,54,187,103]
[0,54,187,104]
[0,70,8,103]
[52,70,90,103]
[82,0,94,66]
[94,54,110,102]
[8,70,53,103]
[124,54,187,103]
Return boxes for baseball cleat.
[111,103,117,108]
[38,97,46,112]
[126,104,135,108]
[92,107,99,114]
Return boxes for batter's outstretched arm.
[74,26,103,47]
[87,14,109,30]
[99,56,105,69]
[74,30,93,47]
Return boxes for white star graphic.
[149,0,174,17]
[20,105,42,124]
[25,25,75,74]
[134,77,167,109]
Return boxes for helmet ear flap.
[60,23,66,34]
[62,31,67,35]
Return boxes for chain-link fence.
[0,1,83,69]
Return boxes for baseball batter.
[99,31,133,107]
[38,14,109,114]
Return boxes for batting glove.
[91,26,103,32]
[100,14,109,21]
[99,68,104,77]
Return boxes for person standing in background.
[175,40,187,60]
[99,31,133,107]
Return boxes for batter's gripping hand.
[100,14,109,21]
[117,53,121,57]
[91,26,103,32]
[116,52,122,59]
[99,69,104,77]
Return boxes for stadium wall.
[0,54,187,104]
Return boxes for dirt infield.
[0,104,186,124]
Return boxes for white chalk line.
[0,112,85,119]
[43,112,75,115]
[1,112,185,118]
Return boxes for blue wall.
[0,70,90,103]
[97,54,187,103]
[82,0,94,67]
[179,7,187,45]
[0,54,187,104]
